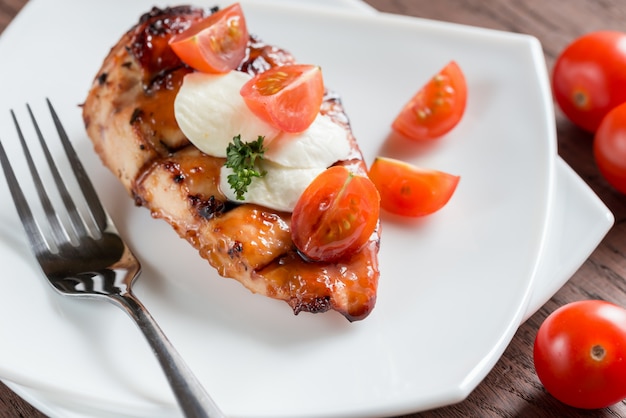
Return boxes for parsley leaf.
[225,135,267,200]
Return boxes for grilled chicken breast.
[82,5,380,321]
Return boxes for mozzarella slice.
[220,161,325,212]
[264,114,351,168]
[174,71,280,157]
[175,70,353,212]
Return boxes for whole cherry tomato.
[368,157,459,217]
[552,31,626,133]
[240,64,324,133]
[533,300,626,409]
[291,166,380,262]
[169,3,249,74]
[594,102,626,194]
[392,60,467,141]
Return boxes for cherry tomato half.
[392,60,467,141]
[368,157,459,217]
[533,300,626,409]
[240,64,324,133]
[169,3,249,74]
[552,31,626,133]
[594,102,626,194]
[291,166,380,262]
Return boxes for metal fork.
[0,100,224,418]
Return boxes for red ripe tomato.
[291,166,380,262]
[552,31,626,133]
[168,3,249,74]
[594,102,626,193]
[533,300,626,409]
[392,60,467,141]
[368,157,459,217]
[240,64,324,133]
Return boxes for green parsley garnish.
[225,135,267,200]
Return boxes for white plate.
[524,157,613,320]
[0,0,559,417]
[5,155,612,418]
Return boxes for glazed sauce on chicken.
[83,5,380,321]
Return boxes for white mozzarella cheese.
[220,162,325,212]
[174,71,280,157]
[175,69,353,212]
[264,114,351,168]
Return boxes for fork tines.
[0,99,106,254]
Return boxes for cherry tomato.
[552,31,626,133]
[533,300,626,409]
[291,166,380,262]
[240,64,324,133]
[594,102,626,193]
[392,60,467,141]
[241,64,324,132]
[368,157,459,217]
[169,3,249,74]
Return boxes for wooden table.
[1,0,625,416]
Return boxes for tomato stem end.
[591,344,606,362]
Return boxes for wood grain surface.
[1,0,626,417]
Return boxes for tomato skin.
[240,64,324,133]
[291,166,380,262]
[392,60,467,141]
[533,300,626,409]
[594,102,626,193]
[368,157,459,217]
[552,31,626,133]
[168,3,249,74]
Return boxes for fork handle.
[114,292,224,418]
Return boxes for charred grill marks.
[228,241,243,259]
[97,72,108,85]
[291,296,332,315]
[130,107,143,124]
[191,195,229,220]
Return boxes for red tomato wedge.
[240,64,324,133]
[392,60,467,141]
[291,166,380,262]
[168,3,248,74]
[368,157,459,217]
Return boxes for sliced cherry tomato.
[368,157,459,217]
[291,166,380,262]
[594,102,626,194]
[552,31,626,133]
[392,60,467,141]
[168,3,249,74]
[533,300,626,409]
[240,64,324,133]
